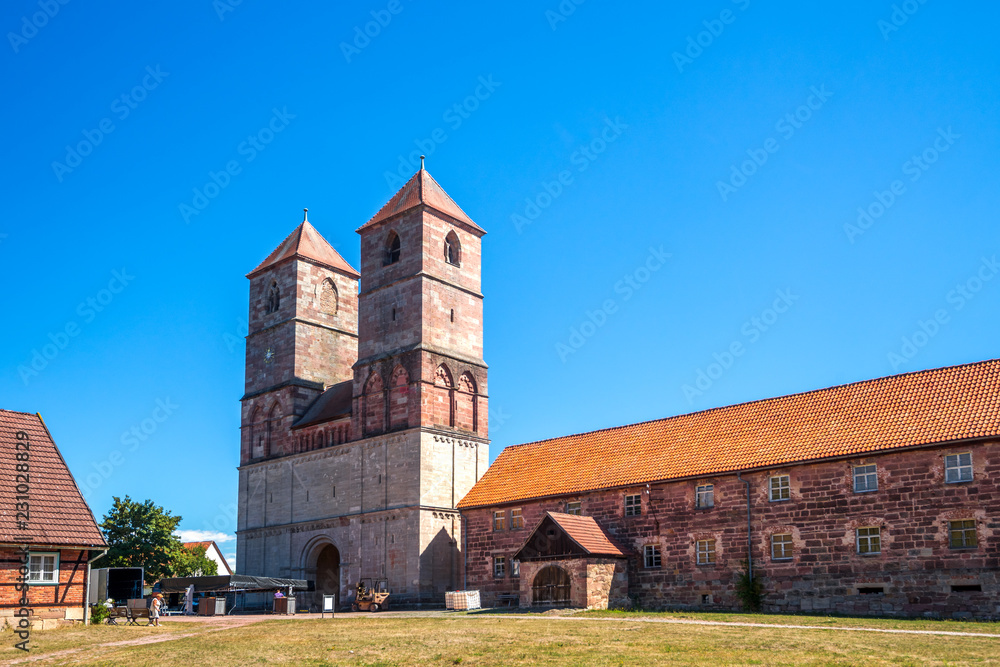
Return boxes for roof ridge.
[499,357,1000,453]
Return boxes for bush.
[734,561,764,612]
[90,604,110,625]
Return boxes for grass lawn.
[577,608,1000,634]
[3,613,999,666]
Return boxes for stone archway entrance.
[315,545,340,607]
[532,565,571,605]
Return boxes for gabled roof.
[0,410,107,548]
[292,380,353,430]
[357,168,484,234]
[248,220,359,279]
[458,359,1000,509]
[513,512,628,561]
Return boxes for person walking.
[150,593,162,627]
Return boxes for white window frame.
[566,501,582,516]
[853,464,878,493]
[771,533,793,561]
[493,556,506,578]
[493,510,505,531]
[769,475,790,502]
[511,559,520,578]
[944,452,973,483]
[695,484,714,509]
[857,526,881,555]
[27,552,59,585]
[624,494,641,517]
[696,539,716,565]
[643,544,661,569]
[510,508,524,530]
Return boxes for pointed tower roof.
[248,216,360,279]
[358,167,484,234]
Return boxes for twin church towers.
[236,166,489,607]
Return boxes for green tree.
[173,544,219,577]
[99,496,184,582]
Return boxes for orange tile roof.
[543,512,628,557]
[248,220,359,278]
[0,410,107,548]
[459,359,1000,509]
[357,168,484,233]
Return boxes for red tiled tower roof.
[458,359,1000,509]
[248,220,359,279]
[0,410,106,548]
[357,168,483,233]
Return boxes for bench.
[107,606,129,625]
[497,594,519,608]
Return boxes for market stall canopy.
[157,575,309,594]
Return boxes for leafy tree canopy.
[99,496,185,582]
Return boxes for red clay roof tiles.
[0,410,106,548]
[357,168,483,233]
[545,512,629,557]
[459,359,1000,509]
[248,220,359,279]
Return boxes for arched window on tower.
[445,231,461,267]
[364,371,386,435]
[457,372,478,433]
[266,402,281,456]
[389,365,409,430]
[266,280,280,314]
[249,406,265,459]
[434,364,455,428]
[384,231,401,266]
[320,278,338,315]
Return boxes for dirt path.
[9,616,263,665]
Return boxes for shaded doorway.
[532,565,570,605]
[315,545,340,608]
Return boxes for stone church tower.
[236,167,489,608]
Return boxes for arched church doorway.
[315,545,340,607]
[531,565,571,605]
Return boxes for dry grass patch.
[9,615,1000,666]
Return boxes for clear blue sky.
[2,1,998,565]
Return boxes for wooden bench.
[107,606,129,625]
[497,594,519,608]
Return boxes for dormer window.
[445,231,461,266]
[384,231,401,266]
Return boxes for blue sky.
[2,1,998,566]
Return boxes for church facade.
[235,167,489,609]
